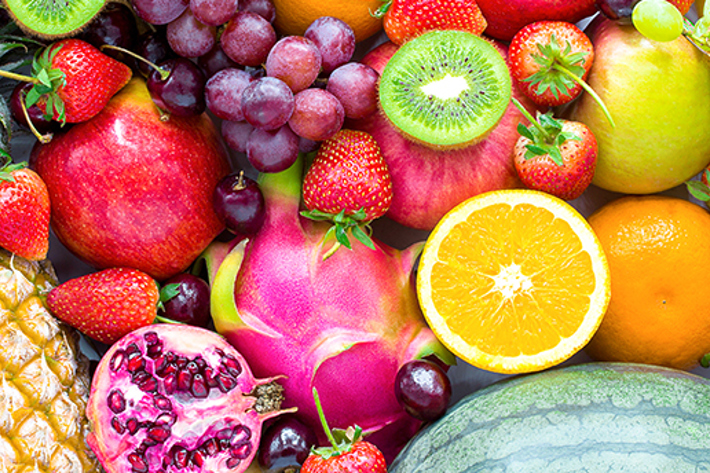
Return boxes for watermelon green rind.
[389,363,710,472]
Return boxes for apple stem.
[0,69,40,85]
[511,97,553,141]
[552,64,616,128]
[100,44,171,81]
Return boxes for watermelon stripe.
[390,363,710,472]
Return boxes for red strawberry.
[669,0,693,14]
[376,0,487,46]
[302,129,392,253]
[301,388,388,473]
[0,160,50,261]
[512,98,597,201]
[26,38,132,124]
[508,21,594,107]
[46,267,160,345]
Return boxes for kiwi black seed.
[378,30,512,149]
[2,0,107,39]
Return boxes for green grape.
[632,0,683,42]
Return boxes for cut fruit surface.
[3,0,106,39]
[378,30,512,148]
[417,189,610,374]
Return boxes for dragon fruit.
[202,155,455,462]
[85,324,293,473]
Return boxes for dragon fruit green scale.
[202,154,455,462]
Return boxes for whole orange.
[271,0,383,42]
[585,195,710,370]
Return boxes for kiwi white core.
[420,74,469,101]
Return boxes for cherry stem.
[552,64,616,128]
[0,69,40,85]
[511,97,553,141]
[19,89,53,144]
[100,44,171,81]
[234,170,247,191]
[312,387,341,452]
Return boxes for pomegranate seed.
[126,351,146,373]
[153,394,172,410]
[191,449,206,467]
[170,446,190,468]
[216,427,233,440]
[177,369,193,392]
[144,331,159,345]
[107,389,126,414]
[226,457,241,468]
[163,373,177,394]
[155,412,177,426]
[231,442,252,460]
[126,417,140,435]
[216,373,237,393]
[125,343,141,355]
[231,425,251,445]
[109,349,125,372]
[186,360,200,374]
[191,373,209,398]
[201,438,220,455]
[127,452,149,473]
[221,354,242,377]
[111,417,124,434]
[147,339,164,358]
[148,425,171,443]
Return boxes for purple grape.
[197,42,239,76]
[304,16,356,74]
[205,68,254,121]
[326,62,379,119]
[288,88,344,142]
[213,171,266,236]
[79,2,138,56]
[10,82,60,135]
[134,30,176,77]
[394,359,452,423]
[190,0,239,26]
[265,36,322,93]
[222,120,255,154]
[221,11,276,67]
[246,125,299,173]
[239,0,276,23]
[595,0,640,22]
[147,57,207,117]
[131,0,189,25]
[166,8,216,58]
[159,273,212,328]
[241,76,295,131]
[298,137,319,153]
[258,416,318,473]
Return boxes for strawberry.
[375,0,487,46]
[512,98,597,201]
[0,160,50,261]
[46,267,160,345]
[302,129,392,254]
[25,38,132,124]
[301,388,388,473]
[508,21,594,107]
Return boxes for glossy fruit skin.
[258,416,318,472]
[160,273,212,328]
[147,57,207,117]
[213,172,266,236]
[476,0,596,41]
[37,38,133,123]
[46,267,159,345]
[389,363,710,472]
[382,0,487,46]
[79,2,139,54]
[394,360,452,422]
[585,196,710,370]
[301,440,387,473]
[348,40,531,230]
[30,78,231,281]
[514,119,597,200]
[0,165,50,261]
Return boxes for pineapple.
[0,248,99,472]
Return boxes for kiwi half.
[2,0,106,39]
[379,30,512,149]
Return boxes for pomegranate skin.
[86,324,291,473]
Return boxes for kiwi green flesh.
[379,30,512,148]
[3,0,106,39]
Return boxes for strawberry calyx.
[301,207,376,258]
[310,387,365,460]
[0,158,28,182]
[524,33,588,101]
[512,98,580,166]
[685,168,710,202]
[25,43,68,124]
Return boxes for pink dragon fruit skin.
[202,154,455,462]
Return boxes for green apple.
[567,18,710,194]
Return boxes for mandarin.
[585,195,710,370]
[271,0,383,42]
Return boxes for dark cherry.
[595,0,640,23]
[147,57,207,117]
[198,42,239,77]
[159,273,211,328]
[258,416,318,473]
[394,359,452,423]
[213,171,266,236]
[135,30,176,77]
[9,82,61,135]
[80,2,139,56]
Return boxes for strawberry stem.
[100,44,171,81]
[551,64,616,128]
[511,98,553,141]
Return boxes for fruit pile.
[2,0,710,471]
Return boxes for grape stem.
[552,64,616,128]
[100,44,171,81]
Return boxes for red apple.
[348,40,534,231]
[30,78,232,281]
[476,0,596,41]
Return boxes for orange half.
[417,190,611,374]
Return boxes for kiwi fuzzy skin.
[2,0,108,40]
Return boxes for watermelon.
[389,363,710,472]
